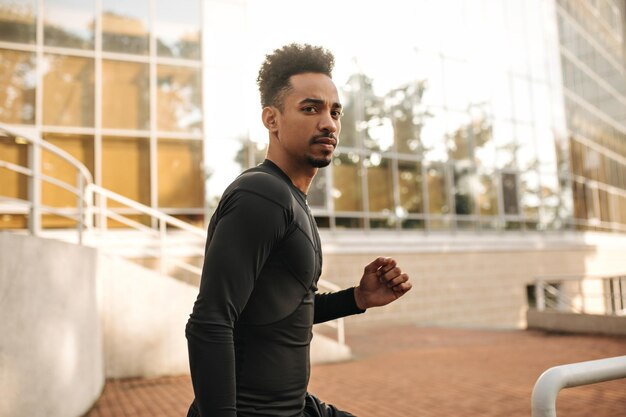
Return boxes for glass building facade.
[1,0,625,235]
[557,0,626,232]
[0,0,204,228]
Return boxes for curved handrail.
[531,355,626,417]
[0,123,92,241]
[0,123,93,185]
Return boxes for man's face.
[273,72,342,168]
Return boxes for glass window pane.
[332,153,363,212]
[515,124,537,171]
[0,49,36,124]
[102,60,149,130]
[44,0,94,49]
[572,180,587,220]
[338,75,364,149]
[155,0,201,60]
[493,120,516,169]
[157,138,204,208]
[585,184,598,221]
[447,111,472,161]
[478,173,498,216]
[204,138,247,211]
[340,73,382,151]
[102,0,149,55]
[453,163,475,215]
[102,136,150,206]
[0,0,36,43]
[40,133,94,228]
[308,169,327,208]
[598,189,610,222]
[388,80,427,155]
[43,54,94,127]
[536,127,557,170]
[0,133,28,201]
[502,172,519,215]
[421,108,448,162]
[473,112,495,169]
[0,134,28,230]
[520,171,540,218]
[539,172,561,229]
[157,65,202,133]
[414,51,444,108]
[398,160,423,214]
[426,162,449,215]
[491,73,513,120]
[335,217,364,229]
[443,60,470,111]
[512,77,532,123]
[366,156,394,212]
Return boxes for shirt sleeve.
[186,189,289,417]
[313,287,366,324]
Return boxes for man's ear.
[262,107,279,132]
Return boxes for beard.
[306,154,332,168]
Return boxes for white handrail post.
[159,218,167,275]
[578,280,585,314]
[337,318,345,346]
[536,279,546,311]
[84,184,94,231]
[99,195,107,232]
[76,172,84,245]
[28,138,42,236]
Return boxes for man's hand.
[354,257,412,310]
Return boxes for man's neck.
[265,156,316,194]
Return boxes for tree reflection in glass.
[332,152,363,213]
[157,65,202,133]
[0,0,36,44]
[0,49,36,124]
[102,0,149,55]
[398,160,423,214]
[44,0,94,49]
[155,0,201,59]
[386,80,427,155]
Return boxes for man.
[186,43,412,417]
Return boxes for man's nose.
[319,111,338,133]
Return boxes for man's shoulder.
[227,167,293,207]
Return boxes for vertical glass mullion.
[149,0,157,220]
[94,0,102,187]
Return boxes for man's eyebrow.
[299,98,343,109]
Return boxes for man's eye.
[302,106,317,113]
[331,110,343,119]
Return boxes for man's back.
[187,160,323,416]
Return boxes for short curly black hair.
[257,43,335,110]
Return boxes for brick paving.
[84,326,626,417]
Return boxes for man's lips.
[311,136,337,148]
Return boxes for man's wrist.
[353,286,367,310]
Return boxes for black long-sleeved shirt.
[186,160,364,417]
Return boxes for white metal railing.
[0,123,346,345]
[533,274,626,316]
[0,123,92,243]
[531,355,626,417]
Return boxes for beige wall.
[0,232,103,417]
[319,231,626,329]
[98,254,197,378]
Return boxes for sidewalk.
[84,326,626,417]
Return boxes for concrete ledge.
[527,308,626,336]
